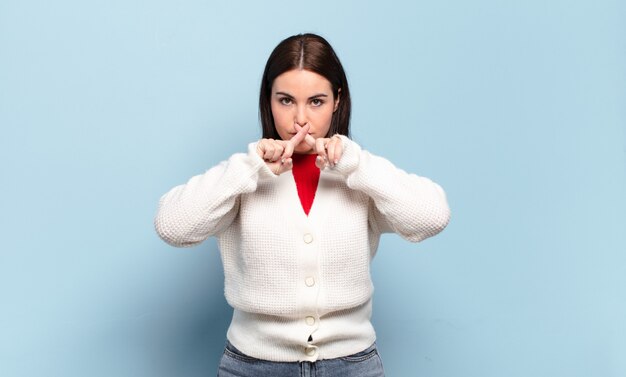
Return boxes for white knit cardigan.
[154,135,451,362]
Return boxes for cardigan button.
[305,316,315,326]
[303,233,314,244]
[305,277,315,287]
[305,346,317,356]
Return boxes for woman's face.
[270,69,339,154]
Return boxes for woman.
[155,33,451,377]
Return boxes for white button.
[305,316,315,326]
[305,346,316,356]
[303,233,313,244]
[305,277,315,287]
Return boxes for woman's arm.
[154,143,277,247]
[332,135,451,243]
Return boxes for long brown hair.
[259,33,351,139]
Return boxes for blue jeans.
[217,340,386,377]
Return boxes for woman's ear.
[334,88,341,112]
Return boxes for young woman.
[155,33,451,377]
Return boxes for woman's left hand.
[295,124,344,169]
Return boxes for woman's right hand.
[256,124,310,175]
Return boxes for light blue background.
[1,0,624,376]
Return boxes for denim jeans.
[217,340,386,377]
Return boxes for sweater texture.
[154,135,451,362]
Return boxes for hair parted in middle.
[259,33,351,139]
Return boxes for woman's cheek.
[273,119,290,140]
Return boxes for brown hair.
[259,33,351,139]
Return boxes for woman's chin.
[294,143,314,154]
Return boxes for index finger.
[289,123,310,147]
[294,123,316,147]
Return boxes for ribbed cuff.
[247,141,280,182]
[328,135,360,177]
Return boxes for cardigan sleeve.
[154,142,278,247]
[331,135,451,243]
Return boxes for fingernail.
[334,159,338,164]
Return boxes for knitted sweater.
[154,135,451,362]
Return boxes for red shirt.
[291,153,320,216]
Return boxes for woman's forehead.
[272,69,333,95]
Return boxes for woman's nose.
[295,106,307,126]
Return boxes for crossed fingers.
[257,123,343,175]
[257,124,311,175]
[294,124,343,169]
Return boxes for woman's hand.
[256,124,310,175]
[257,123,344,175]
[294,124,344,170]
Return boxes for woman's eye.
[311,98,324,106]
[279,98,292,105]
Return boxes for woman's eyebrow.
[274,91,329,100]
[275,91,294,98]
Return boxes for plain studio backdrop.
[1,1,624,376]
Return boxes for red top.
[291,153,320,216]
